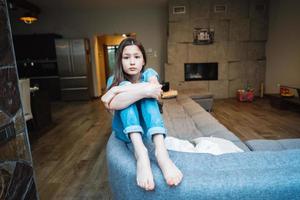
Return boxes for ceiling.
[29,0,168,10]
[8,0,169,23]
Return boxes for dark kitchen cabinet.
[30,90,52,130]
[13,34,62,101]
[13,34,62,61]
[16,60,58,78]
[30,77,61,101]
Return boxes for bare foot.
[155,149,183,186]
[135,150,155,191]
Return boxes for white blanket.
[165,136,244,155]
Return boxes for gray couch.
[106,94,300,200]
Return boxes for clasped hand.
[145,83,163,100]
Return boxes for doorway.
[95,33,136,92]
[103,45,118,81]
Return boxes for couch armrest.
[245,139,300,151]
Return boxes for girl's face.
[122,45,145,78]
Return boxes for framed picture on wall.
[193,28,214,45]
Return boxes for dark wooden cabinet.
[30,77,61,101]
[13,34,62,101]
[13,34,62,61]
[30,90,52,131]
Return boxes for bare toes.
[166,172,183,186]
[148,182,155,190]
[176,173,183,183]
[147,183,154,191]
[145,182,151,190]
[167,179,175,186]
[138,182,144,189]
[175,175,183,186]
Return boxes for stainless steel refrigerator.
[55,39,92,101]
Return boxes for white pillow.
[165,136,244,155]
[164,136,196,153]
[192,137,244,155]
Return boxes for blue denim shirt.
[106,68,165,142]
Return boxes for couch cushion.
[181,101,205,116]
[166,116,204,139]
[245,139,300,151]
[163,99,204,139]
[163,98,186,118]
[163,94,246,145]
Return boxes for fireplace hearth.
[184,63,218,81]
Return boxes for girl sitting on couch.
[101,37,183,191]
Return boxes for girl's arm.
[101,82,162,110]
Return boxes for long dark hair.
[107,37,147,90]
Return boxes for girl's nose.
[130,57,135,65]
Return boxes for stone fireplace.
[165,0,268,99]
[185,62,218,81]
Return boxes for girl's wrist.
[111,86,120,94]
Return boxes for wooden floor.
[30,100,113,200]
[211,98,300,141]
[30,97,300,199]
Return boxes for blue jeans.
[112,82,167,143]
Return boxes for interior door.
[103,45,118,80]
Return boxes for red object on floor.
[237,90,254,102]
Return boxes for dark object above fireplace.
[185,62,218,81]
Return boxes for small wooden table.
[280,85,300,99]
[269,94,300,112]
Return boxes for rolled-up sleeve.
[142,68,159,82]
[106,76,114,89]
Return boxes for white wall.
[10,5,168,96]
[265,0,300,94]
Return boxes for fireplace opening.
[184,62,218,81]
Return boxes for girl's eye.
[135,56,141,59]
[122,56,129,59]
